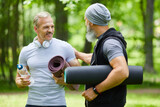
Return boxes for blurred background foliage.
[0,0,160,89]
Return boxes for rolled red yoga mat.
[48,56,69,77]
[64,65,143,85]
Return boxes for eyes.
[43,25,54,30]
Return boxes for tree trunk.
[21,0,25,47]
[55,0,68,41]
[10,0,19,84]
[0,41,6,80]
[0,0,7,80]
[141,0,155,73]
[6,0,12,83]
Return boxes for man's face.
[36,16,54,41]
[85,17,97,42]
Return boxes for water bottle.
[17,64,34,86]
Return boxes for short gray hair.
[33,11,51,27]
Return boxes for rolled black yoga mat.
[64,65,143,85]
[48,56,69,77]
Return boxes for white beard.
[86,24,97,42]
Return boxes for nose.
[48,27,53,32]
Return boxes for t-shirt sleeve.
[18,47,27,66]
[103,39,124,62]
[65,43,76,62]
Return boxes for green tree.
[55,0,69,41]
[10,0,20,84]
[0,0,20,84]
[140,0,155,73]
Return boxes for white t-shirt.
[19,38,75,106]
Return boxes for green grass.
[0,91,160,107]
[65,91,85,107]
[125,93,160,107]
[0,92,28,107]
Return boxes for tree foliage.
[0,0,160,85]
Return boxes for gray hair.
[33,11,51,27]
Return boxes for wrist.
[76,51,80,59]
[93,87,101,95]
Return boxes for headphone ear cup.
[42,41,50,48]
[34,40,41,48]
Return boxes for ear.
[34,26,38,34]
[89,22,94,27]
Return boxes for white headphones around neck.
[33,36,51,48]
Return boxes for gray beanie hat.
[85,3,111,26]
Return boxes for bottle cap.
[17,64,23,70]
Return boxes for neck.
[37,36,44,45]
[37,33,47,44]
[93,25,109,38]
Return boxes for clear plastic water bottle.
[17,64,34,86]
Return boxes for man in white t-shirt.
[15,11,80,107]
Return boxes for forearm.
[95,56,129,93]
[66,84,79,90]
[76,52,92,64]
[54,78,79,90]
[95,67,128,93]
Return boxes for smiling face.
[34,16,54,43]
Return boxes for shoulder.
[52,38,75,62]
[21,42,36,52]
[53,38,73,48]
[103,38,124,62]
[53,38,69,45]
[103,38,122,49]
[20,42,37,57]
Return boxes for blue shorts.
[25,105,66,107]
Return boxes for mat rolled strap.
[64,65,143,85]
[48,56,70,77]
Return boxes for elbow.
[118,66,129,80]
[122,67,129,80]
[126,71,129,79]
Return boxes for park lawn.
[125,93,160,107]
[0,92,28,107]
[0,90,160,107]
